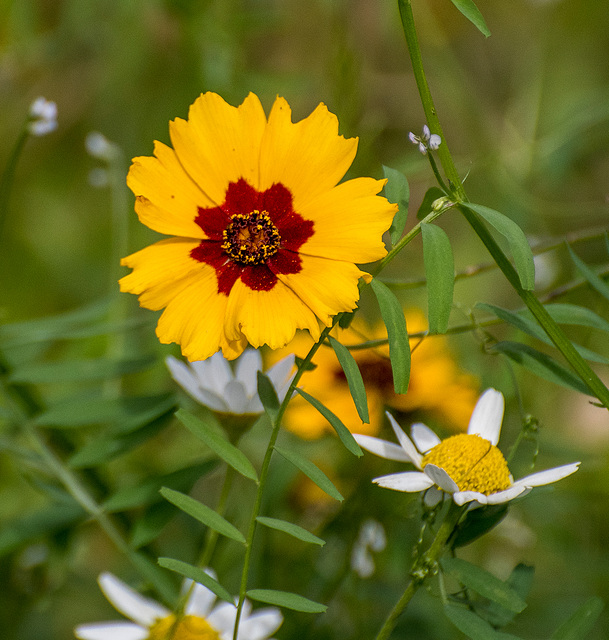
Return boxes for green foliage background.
[1,0,608,638]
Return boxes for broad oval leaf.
[274,445,343,502]
[444,604,524,640]
[551,596,604,640]
[370,278,410,394]
[246,588,327,613]
[295,388,362,457]
[256,516,325,546]
[175,409,258,482]
[328,336,369,424]
[421,223,454,334]
[450,0,491,37]
[464,203,535,291]
[160,487,245,544]
[383,165,410,246]
[158,557,232,603]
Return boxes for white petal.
[453,490,488,506]
[422,124,431,139]
[513,462,580,488]
[485,485,529,504]
[208,601,238,636]
[424,464,459,493]
[237,608,283,640]
[386,412,423,468]
[74,622,148,640]
[373,471,434,492]
[183,575,216,618]
[235,349,262,397]
[266,354,296,402]
[353,434,410,462]
[192,353,233,396]
[223,379,251,414]
[166,356,212,405]
[410,422,441,454]
[429,134,441,149]
[408,132,418,144]
[98,573,168,626]
[467,388,504,445]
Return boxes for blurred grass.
[1,0,608,638]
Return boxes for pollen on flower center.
[148,614,221,640]
[221,210,280,265]
[421,434,511,495]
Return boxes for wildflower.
[28,97,57,136]
[120,92,397,361]
[354,388,580,506]
[351,519,386,578]
[85,131,119,162]
[75,572,283,640]
[166,349,295,415]
[408,124,441,155]
[267,310,478,438]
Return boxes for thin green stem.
[374,501,465,640]
[0,128,29,246]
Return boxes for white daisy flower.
[28,96,57,136]
[75,572,283,640]
[166,349,295,416]
[354,388,580,507]
[408,124,441,155]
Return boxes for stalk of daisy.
[396,0,609,411]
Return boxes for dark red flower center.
[221,210,280,265]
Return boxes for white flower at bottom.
[28,97,57,136]
[167,349,295,415]
[75,572,283,640]
[354,388,580,507]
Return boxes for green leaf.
[491,341,591,395]
[274,445,343,502]
[551,596,604,640]
[417,187,445,220]
[246,589,327,613]
[256,516,325,546]
[464,203,535,291]
[483,564,534,628]
[9,355,156,384]
[295,388,362,456]
[175,409,258,482]
[370,278,410,394]
[522,303,609,334]
[452,504,508,548]
[450,0,491,37]
[421,223,454,334]
[444,604,524,640]
[441,557,527,613]
[328,336,369,424]
[160,487,245,544]
[257,371,280,423]
[158,558,232,603]
[383,165,410,246]
[131,552,178,604]
[567,244,609,302]
[478,303,609,364]
[130,502,176,549]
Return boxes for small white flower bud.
[28,97,57,136]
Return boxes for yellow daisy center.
[147,614,221,640]
[221,210,280,265]
[421,434,511,495]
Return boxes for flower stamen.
[148,614,221,640]
[221,210,280,265]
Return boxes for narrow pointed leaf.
[450,0,491,37]
[257,371,280,423]
[567,244,609,302]
[160,487,245,544]
[246,589,327,613]
[491,341,590,395]
[328,336,369,423]
[175,409,258,482]
[441,557,526,613]
[370,278,410,393]
[520,303,609,334]
[131,552,178,604]
[551,596,604,640]
[295,388,362,456]
[464,203,535,290]
[383,165,410,246]
[421,223,454,334]
[483,564,534,628]
[274,445,343,501]
[256,516,325,546]
[417,186,445,220]
[158,558,232,603]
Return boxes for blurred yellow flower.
[269,309,479,438]
[120,92,396,361]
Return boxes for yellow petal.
[169,92,267,205]
[298,177,395,262]
[127,141,212,238]
[224,278,322,349]
[277,254,364,326]
[119,238,204,310]
[259,97,358,210]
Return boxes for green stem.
[397,0,609,410]
[374,501,465,640]
[0,128,29,246]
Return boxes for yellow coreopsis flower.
[268,310,479,438]
[120,92,397,360]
